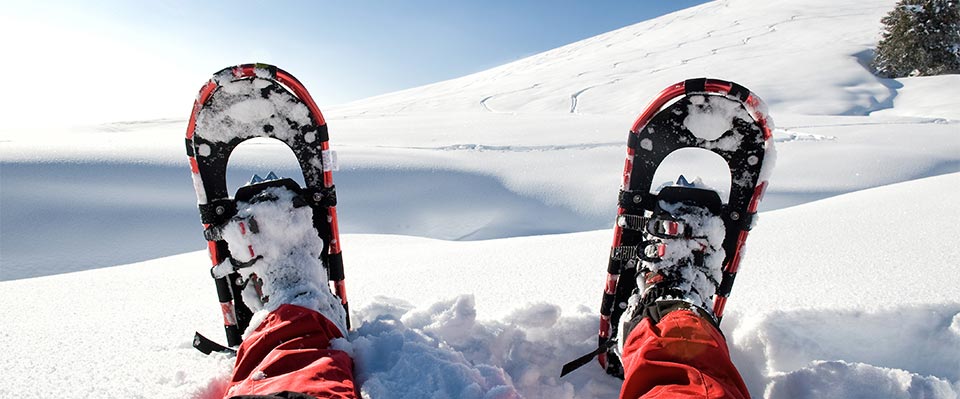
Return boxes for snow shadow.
[0,162,201,280]
[0,161,601,280]
[333,168,602,241]
[846,49,905,116]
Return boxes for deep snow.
[2,173,958,398]
[2,0,959,397]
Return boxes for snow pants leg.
[223,304,357,399]
[619,310,749,399]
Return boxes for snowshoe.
[561,78,775,378]
[185,64,349,351]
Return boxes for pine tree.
[873,0,960,77]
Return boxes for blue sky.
[2,1,709,125]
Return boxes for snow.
[219,185,348,335]
[684,95,753,141]
[2,0,960,397]
[195,78,313,144]
[633,196,727,312]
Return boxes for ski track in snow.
[480,83,542,113]
[569,78,622,114]
[379,142,624,152]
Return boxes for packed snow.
[2,0,959,398]
[684,95,754,141]
[196,77,313,144]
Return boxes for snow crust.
[2,0,960,397]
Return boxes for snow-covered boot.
[216,177,348,336]
[617,184,726,351]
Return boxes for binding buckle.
[647,218,684,238]
[637,239,667,262]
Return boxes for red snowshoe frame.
[185,64,349,348]
[597,78,774,375]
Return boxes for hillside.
[2,0,959,397]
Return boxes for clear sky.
[1,0,709,126]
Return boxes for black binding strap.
[303,186,338,208]
[723,209,757,232]
[561,340,616,378]
[193,331,237,355]
[610,245,637,261]
[327,252,345,281]
[685,78,707,94]
[600,292,617,317]
[199,199,238,225]
[626,131,641,150]
[607,258,622,274]
[618,214,649,231]
[203,225,223,242]
[728,82,750,102]
[317,125,330,143]
[716,271,737,297]
[618,190,657,213]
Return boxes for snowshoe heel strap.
[655,186,722,215]
[235,177,304,203]
[193,331,237,355]
[560,339,617,378]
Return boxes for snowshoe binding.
[209,175,348,336]
[616,180,726,351]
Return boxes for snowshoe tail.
[185,64,350,348]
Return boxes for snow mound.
[766,361,958,399]
[684,94,753,141]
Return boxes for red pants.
[224,306,746,399]
[223,304,357,399]
[619,310,749,399]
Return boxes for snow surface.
[2,0,960,397]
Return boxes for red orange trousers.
[223,306,748,399]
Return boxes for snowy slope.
[328,0,956,119]
[2,0,960,397]
[3,173,958,398]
